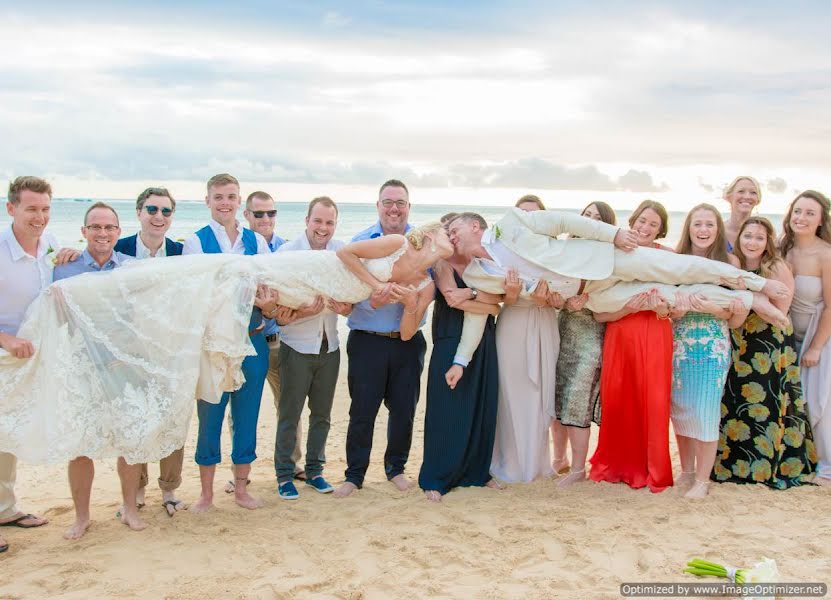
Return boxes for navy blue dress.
[418,270,499,495]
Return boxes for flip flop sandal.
[0,514,47,529]
[0,542,8,553]
[162,500,184,517]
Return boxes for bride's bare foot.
[683,480,710,499]
[485,478,505,490]
[63,519,91,540]
[390,474,414,492]
[750,293,789,330]
[189,494,213,514]
[234,490,263,510]
[424,490,442,502]
[552,457,570,475]
[556,469,586,488]
[333,482,358,498]
[120,509,148,531]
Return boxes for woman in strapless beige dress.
[782,190,831,486]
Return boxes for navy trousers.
[344,330,426,487]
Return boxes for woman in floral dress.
[712,216,816,489]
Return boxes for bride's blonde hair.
[406,221,444,251]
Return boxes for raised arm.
[435,260,501,316]
[336,234,407,292]
[512,208,619,243]
[399,282,435,341]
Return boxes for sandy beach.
[2,319,830,600]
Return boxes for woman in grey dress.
[553,202,617,487]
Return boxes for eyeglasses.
[84,224,119,233]
[380,199,408,209]
[251,210,277,219]
[145,205,173,217]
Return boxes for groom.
[445,208,790,378]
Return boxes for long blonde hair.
[723,175,762,203]
[406,221,444,251]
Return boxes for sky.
[1,1,829,212]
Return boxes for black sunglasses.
[145,205,173,217]
[252,210,277,219]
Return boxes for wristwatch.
[470,288,478,300]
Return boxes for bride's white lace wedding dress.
[0,240,415,464]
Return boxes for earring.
[430,239,437,253]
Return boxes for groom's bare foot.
[751,293,789,329]
[761,279,790,300]
[64,519,91,540]
[120,510,148,532]
[333,482,358,498]
[234,491,263,510]
[189,494,213,514]
[390,474,414,491]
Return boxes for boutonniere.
[42,246,57,269]
[494,225,502,240]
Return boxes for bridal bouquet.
[685,557,779,584]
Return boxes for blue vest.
[114,234,183,257]
[196,225,262,331]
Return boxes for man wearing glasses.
[114,187,185,517]
[182,174,276,514]
[53,202,145,538]
[334,179,428,498]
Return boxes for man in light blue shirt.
[334,179,428,498]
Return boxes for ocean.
[0,198,786,248]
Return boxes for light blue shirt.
[262,234,287,337]
[346,221,426,333]
[53,249,130,282]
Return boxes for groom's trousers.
[0,452,18,520]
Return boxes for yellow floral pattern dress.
[712,296,817,488]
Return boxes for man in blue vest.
[114,187,185,516]
[182,173,277,513]
[333,179,427,498]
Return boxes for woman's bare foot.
[63,519,91,540]
[189,494,213,514]
[333,482,358,498]
[556,469,586,488]
[815,477,831,488]
[684,480,710,499]
[485,478,505,490]
[390,474,414,491]
[234,491,263,510]
[120,510,148,531]
[424,490,442,502]
[552,457,570,475]
[675,471,695,489]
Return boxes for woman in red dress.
[589,200,675,492]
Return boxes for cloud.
[697,178,715,194]
[766,177,787,194]
[322,11,351,28]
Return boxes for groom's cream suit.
[454,208,760,364]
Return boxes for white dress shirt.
[480,229,581,298]
[0,225,61,335]
[276,234,345,354]
[136,233,167,259]
[181,219,270,256]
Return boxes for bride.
[0,222,450,465]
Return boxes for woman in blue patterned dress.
[670,204,749,498]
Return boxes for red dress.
[589,310,674,492]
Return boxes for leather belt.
[265,334,278,343]
[359,330,401,339]
[577,279,587,295]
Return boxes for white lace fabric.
[0,242,407,464]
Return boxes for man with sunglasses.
[115,187,183,258]
[334,179,428,498]
[53,202,145,539]
[182,174,276,515]
[113,187,185,517]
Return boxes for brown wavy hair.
[732,216,784,278]
[779,190,831,257]
[515,194,546,210]
[581,201,616,226]
[628,200,669,240]
[675,203,730,263]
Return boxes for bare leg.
[675,434,697,488]
[557,426,590,488]
[117,458,147,531]
[232,463,262,510]
[550,419,570,473]
[390,474,414,491]
[684,440,718,499]
[333,481,358,498]
[65,457,94,540]
[190,465,215,513]
[135,486,146,508]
